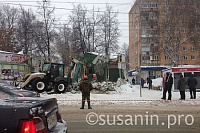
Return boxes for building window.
[165,55,170,60]
[141,38,149,44]
[164,1,169,7]
[183,38,187,42]
[141,2,149,8]
[198,35,200,42]
[183,55,188,60]
[141,20,148,26]
[164,11,169,15]
[183,47,187,51]
[135,25,138,30]
[152,55,158,60]
[182,20,187,25]
[183,29,187,33]
[149,2,157,8]
[152,30,158,35]
[141,29,149,35]
[176,55,180,60]
[175,28,180,34]
[165,19,170,24]
[135,8,139,13]
[141,2,157,8]
[164,29,169,34]
[191,47,195,51]
[190,38,195,42]
[164,37,169,43]
[191,55,195,60]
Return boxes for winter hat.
[84,75,88,79]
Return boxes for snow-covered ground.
[143,77,163,88]
[41,78,200,106]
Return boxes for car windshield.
[43,64,51,72]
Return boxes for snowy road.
[40,84,200,132]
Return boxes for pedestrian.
[161,72,173,100]
[187,74,198,99]
[132,77,135,85]
[79,75,93,109]
[177,75,186,100]
[141,77,144,88]
[147,77,152,90]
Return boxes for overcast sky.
[0,0,136,46]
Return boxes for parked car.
[0,82,39,97]
[0,92,67,133]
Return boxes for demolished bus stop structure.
[71,52,126,83]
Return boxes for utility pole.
[92,6,95,52]
[139,54,142,97]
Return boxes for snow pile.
[152,78,163,87]
[115,84,138,93]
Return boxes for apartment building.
[129,0,200,70]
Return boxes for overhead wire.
[0,1,134,25]
[0,1,134,5]
[0,1,134,15]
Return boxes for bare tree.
[0,5,18,52]
[55,24,72,64]
[1,5,18,29]
[69,4,91,54]
[96,5,120,56]
[121,43,129,71]
[0,21,14,52]
[17,7,36,55]
[36,0,56,62]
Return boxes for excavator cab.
[42,63,64,80]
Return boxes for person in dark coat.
[161,72,173,100]
[132,77,135,85]
[187,74,198,99]
[141,77,144,88]
[79,75,93,109]
[177,75,186,100]
[147,77,152,90]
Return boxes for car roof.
[0,82,17,90]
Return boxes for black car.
[0,82,39,97]
[0,92,67,133]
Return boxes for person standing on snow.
[177,75,186,100]
[132,77,136,85]
[187,74,198,99]
[161,72,173,100]
[147,77,152,90]
[141,77,144,88]
[79,75,93,109]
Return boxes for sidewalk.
[41,84,200,106]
